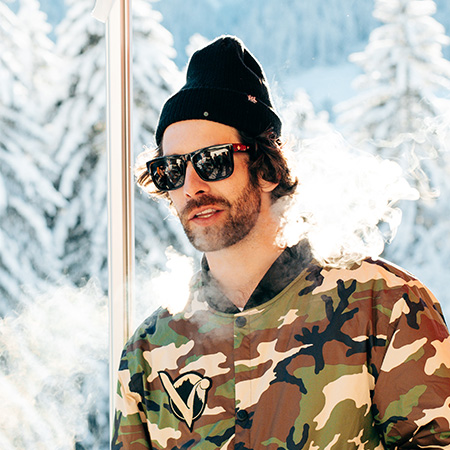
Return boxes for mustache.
[181,194,231,217]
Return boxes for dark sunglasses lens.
[149,157,185,191]
[192,147,233,181]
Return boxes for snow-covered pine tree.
[17,0,63,111]
[435,0,450,59]
[154,0,377,76]
[336,0,450,305]
[49,0,109,289]
[336,0,450,185]
[131,0,193,280]
[281,89,333,141]
[49,0,191,294]
[414,113,450,315]
[0,2,64,315]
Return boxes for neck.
[205,210,284,309]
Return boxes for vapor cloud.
[277,132,419,267]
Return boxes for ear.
[259,177,278,193]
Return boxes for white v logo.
[158,371,212,430]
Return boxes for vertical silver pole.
[105,0,134,437]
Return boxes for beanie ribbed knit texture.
[155,35,282,145]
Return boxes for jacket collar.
[198,240,313,313]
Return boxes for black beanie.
[155,35,282,145]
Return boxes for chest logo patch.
[158,371,212,430]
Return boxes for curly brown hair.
[135,128,298,203]
[239,129,298,202]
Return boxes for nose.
[183,161,210,198]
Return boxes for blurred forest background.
[1,0,450,448]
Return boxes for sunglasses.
[146,143,251,191]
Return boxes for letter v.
[159,371,194,428]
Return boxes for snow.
[1,0,450,447]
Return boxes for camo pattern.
[112,257,450,449]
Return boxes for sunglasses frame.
[146,143,251,192]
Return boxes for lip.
[189,206,223,223]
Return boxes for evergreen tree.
[336,0,450,184]
[336,0,450,303]
[435,0,450,59]
[49,0,190,293]
[0,2,64,314]
[49,0,109,289]
[154,0,377,76]
[131,0,193,277]
[281,88,333,141]
[17,0,62,110]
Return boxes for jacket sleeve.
[111,348,152,450]
[372,281,450,448]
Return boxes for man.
[112,36,450,449]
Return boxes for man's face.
[161,120,262,253]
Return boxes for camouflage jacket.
[112,242,450,449]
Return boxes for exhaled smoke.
[135,247,195,322]
[425,113,450,153]
[276,132,419,268]
[0,281,108,449]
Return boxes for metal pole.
[103,0,134,437]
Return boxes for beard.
[178,180,262,253]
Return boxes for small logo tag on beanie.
[247,95,257,104]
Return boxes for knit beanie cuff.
[156,87,281,145]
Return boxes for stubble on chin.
[179,194,231,252]
[179,183,262,253]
